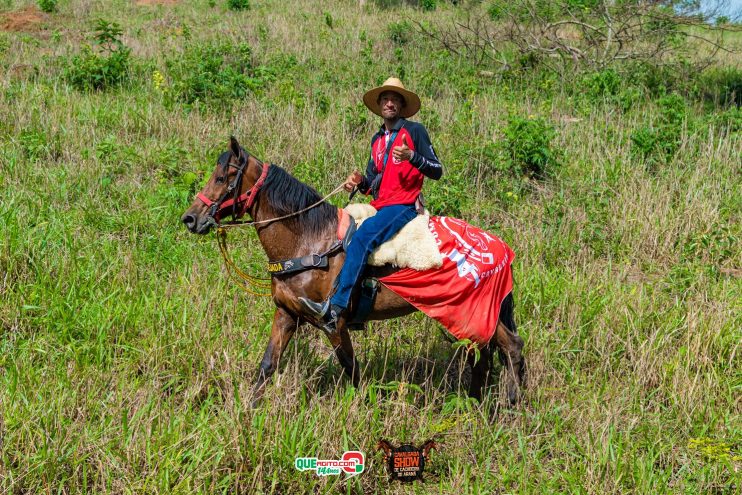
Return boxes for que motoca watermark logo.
[377,440,437,482]
[295,451,364,477]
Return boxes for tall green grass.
[0,0,740,493]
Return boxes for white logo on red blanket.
[433,217,510,288]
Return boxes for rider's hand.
[344,171,363,192]
[392,135,413,162]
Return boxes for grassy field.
[1,0,740,493]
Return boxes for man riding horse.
[181,79,525,404]
[299,77,444,334]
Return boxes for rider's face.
[378,91,404,119]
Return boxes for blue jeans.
[330,204,417,310]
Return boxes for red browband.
[197,163,270,222]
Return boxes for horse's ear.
[421,440,437,458]
[377,440,393,455]
[229,136,242,158]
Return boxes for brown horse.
[181,137,525,406]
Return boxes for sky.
[700,0,742,19]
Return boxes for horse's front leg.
[326,319,361,388]
[252,307,297,407]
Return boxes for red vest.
[370,128,424,209]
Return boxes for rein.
[217,183,346,229]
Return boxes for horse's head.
[181,136,265,234]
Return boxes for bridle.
[196,151,270,224]
[196,151,346,230]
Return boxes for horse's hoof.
[507,386,520,406]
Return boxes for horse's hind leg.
[467,344,494,402]
[494,293,526,405]
[252,307,297,407]
[326,321,360,388]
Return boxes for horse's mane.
[261,164,337,236]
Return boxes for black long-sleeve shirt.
[358,119,442,207]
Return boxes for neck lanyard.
[381,129,399,169]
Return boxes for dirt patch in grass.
[0,6,47,32]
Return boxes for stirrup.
[298,297,330,319]
[299,298,342,336]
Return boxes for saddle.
[268,204,442,330]
[339,204,442,271]
[336,204,440,329]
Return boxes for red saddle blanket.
[379,216,514,346]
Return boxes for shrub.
[342,102,369,138]
[708,107,742,133]
[63,20,131,91]
[64,47,131,91]
[425,167,471,217]
[164,40,272,107]
[488,0,557,23]
[388,21,413,45]
[582,68,622,100]
[18,129,52,161]
[487,1,506,21]
[227,0,250,11]
[501,115,560,178]
[420,0,436,12]
[698,67,742,107]
[631,93,688,163]
[630,126,659,162]
[37,0,57,13]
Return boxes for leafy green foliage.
[341,102,369,138]
[0,33,9,57]
[501,115,560,178]
[485,0,558,23]
[164,40,272,107]
[441,393,479,414]
[420,0,436,12]
[63,20,131,91]
[682,224,739,265]
[487,1,506,20]
[631,93,688,163]
[388,20,413,45]
[708,106,742,133]
[37,0,57,13]
[581,69,621,100]
[425,160,473,217]
[324,11,334,29]
[697,67,742,107]
[227,0,250,11]
[18,128,60,161]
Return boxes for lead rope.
[217,227,273,297]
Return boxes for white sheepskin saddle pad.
[343,204,442,271]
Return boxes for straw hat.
[363,77,421,118]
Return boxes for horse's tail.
[498,292,517,335]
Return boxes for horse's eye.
[216,176,225,184]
